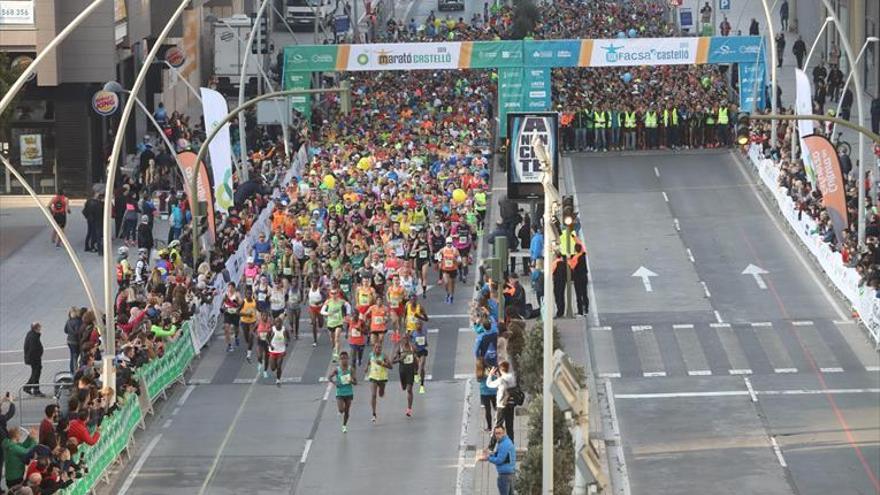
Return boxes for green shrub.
[515,394,575,494]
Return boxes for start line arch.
[282,36,766,133]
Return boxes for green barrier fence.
[62,393,143,495]
[61,321,197,494]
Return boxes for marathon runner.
[307,278,324,347]
[386,275,406,344]
[255,311,272,378]
[321,288,350,362]
[240,288,258,362]
[451,220,473,283]
[366,339,393,423]
[266,317,290,387]
[269,278,287,320]
[286,278,302,340]
[404,293,430,393]
[221,283,242,353]
[437,237,462,304]
[328,351,357,433]
[394,334,418,417]
[365,294,390,350]
[347,311,367,372]
[409,230,432,297]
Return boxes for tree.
[0,52,24,138]
[516,394,576,494]
[517,319,561,396]
[511,0,539,39]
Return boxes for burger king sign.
[92,90,119,116]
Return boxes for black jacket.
[65,317,82,348]
[24,329,43,366]
[137,223,154,249]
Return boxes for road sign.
[719,0,730,10]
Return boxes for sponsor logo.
[557,50,572,58]
[357,53,369,65]
[600,42,692,63]
[712,42,761,57]
[529,91,547,98]
[165,46,185,68]
[220,31,234,42]
[92,90,119,116]
[312,54,334,63]
[373,49,453,66]
[292,53,305,63]
[532,50,552,58]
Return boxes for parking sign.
[719,0,731,10]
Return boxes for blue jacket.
[488,435,516,474]
[529,232,544,262]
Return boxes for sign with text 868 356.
[506,112,559,200]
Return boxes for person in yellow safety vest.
[474,190,487,232]
[623,107,637,151]
[705,106,717,147]
[666,106,680,149]
[660,108,670,149]
[593,108,608,151]
[717,105,729,146]
[644,107,658,149]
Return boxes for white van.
[287,0,335,28]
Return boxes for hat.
[446,236,453,243]
[140,214,149,223]
[247,256,254,263]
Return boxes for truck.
[286,0,336,29]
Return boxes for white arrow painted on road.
[632,266,658,292]
[742,264,769,289]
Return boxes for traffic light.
[251,14,269,54]
[562,195,575,228]
[736,113,751,146]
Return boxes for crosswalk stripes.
[588,319,880,379]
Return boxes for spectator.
[486,361,517,444]
[478,425,516,495]
[793,36,806,68]
[779,0,788,31]
[775,33,786,67]
[38,405,58,448]
[871,96,880,134]
[0,394,15,485]
[749,18,759,35]
[2,426,36,488]
[66,410,99,447]
[23,323,44,397]
[64,308,82,374]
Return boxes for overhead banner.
[283,71,312,119]
[803,135,848,245]
[738,60,766,112]
[587,37,709,67]
[794,68,817,183]
[176,151,216,245]
[282,37,761,74]
[498,67,524,136]
[507,112,559,200]
[523,68,552,111]
[200,88,234,213]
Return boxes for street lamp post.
[758,0,778,147]
[0,0,107,321]
[156,60,204,104]
[102,0,192,398]
[238,0,273,180]
[832,37,879,141]
[805,16,835,69]
[533,134,555,495]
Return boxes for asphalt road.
[570,150,880,495]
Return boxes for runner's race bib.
[415,335,427,346]
[443,259,454,269]
[403,354,414,364]
[340,374,351,385]
[283,267,293,275]
[351,327,362,338]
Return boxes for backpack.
[507,386,525,407]
[478,332,498,367]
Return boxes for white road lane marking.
[686,248,695,263]
[710,323,731,328]
[774,368,798,374]
[833,320,855,325]
[162,419,173,429]
[632,266,658,292]
[322,383,332,401]
[714,310,724,323]
[700,281,712,298]
[604,380,632,495]
[820,367,844,373]
[118,434,163,495]
[866,366,880,372]
[654,166,660,177]
[742,264,769,289]
[688,370,712,376]
[662,191,669,202]
[197,371,259,495]
[0,345,66,354]
[187,379,210,385]
[616,388,880,399]
[751,322,773,327]
[673,217,681,231]
[454,378,474,495]
[769,436,788,467]
[729,369,753,375]
[791,320,814,326]
[599,372,622,378]
[733,153,850,321]
[0,358,67,367]
[592,326,612,331]
[453,373,471,380]
[743,377,758,402]
[673,324,695,329]
[631,325,653,332]
[643,371,667,377]
[428,328,440,333]
[177,384,195,407]
[300,439,313,464]
[458,327,472,333]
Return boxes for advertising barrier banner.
[738,60,766,112]
[523,39,585,67]
[706,36,763,64]
[803,135,848,244]
[200,88,235,213]
[176,151,217,244]
[586,37,709,67]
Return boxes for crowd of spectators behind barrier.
[747,111,880,296]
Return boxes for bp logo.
[357,53,369,65]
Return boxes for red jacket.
[67,418,100,446]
